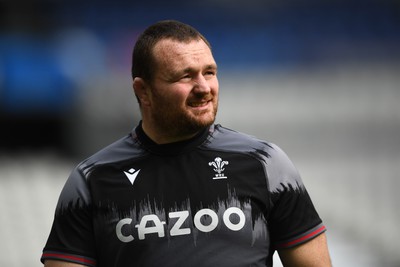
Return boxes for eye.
[204,70,216,78]
[180,74,192,81]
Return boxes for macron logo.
[124,168,141,185]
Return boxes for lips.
[188,97,213,107]
[189,101,209,107]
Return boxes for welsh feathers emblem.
[208,157,229,179]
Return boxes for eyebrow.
[205,64,218,70]
[181,64,218,73]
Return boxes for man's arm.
[278,233,332,267]
[44,260,86,267]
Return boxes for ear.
[133,77,151,106]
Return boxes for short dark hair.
[131,20,211,82]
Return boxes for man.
[42,20,331,266]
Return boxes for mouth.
[188,99,212,108]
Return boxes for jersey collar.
[133,121,212,155]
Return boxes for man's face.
[147,38,219,139]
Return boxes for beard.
[150,94,218,139]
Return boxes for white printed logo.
[124,168,140,185]
[208,157,229,179]
[116,207,245,242]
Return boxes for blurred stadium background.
[1,0,399,266]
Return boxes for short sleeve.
[41,165,97,266]
[266,144,326,249]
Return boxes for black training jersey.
[41,123,325,267]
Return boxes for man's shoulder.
[210,124,273,146]
[207,124,275,155]
[77,133,145,174]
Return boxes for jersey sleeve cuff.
[273,223,326,249]
[41,250,96,267]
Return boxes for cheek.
[161,89,189,107]
[169,85,192,100]
[210,78,219,93]
[152,84,185,103]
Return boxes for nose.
[193,74,211,94]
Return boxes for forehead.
[152,38,216,70]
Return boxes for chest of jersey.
[88,150,272,266]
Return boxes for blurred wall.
[1,0,399,156]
